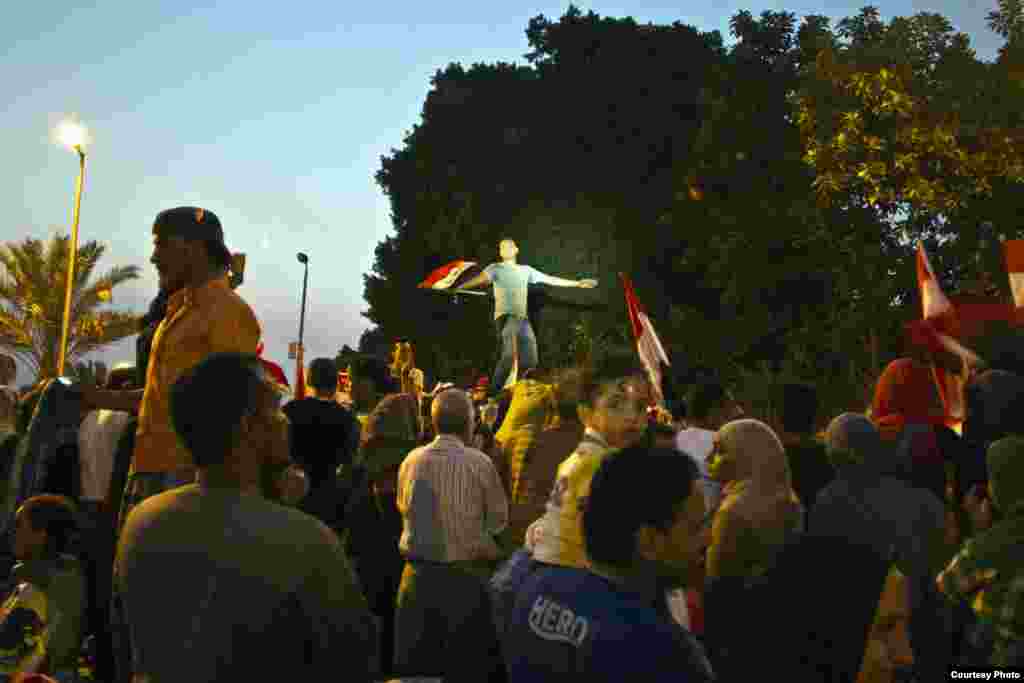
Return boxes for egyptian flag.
[620,273,671,406]
[418,260,484,291]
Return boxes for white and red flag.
[620,273,670,406]
[418,260,485,291]
[902,242,1024,429]
[905,244,978,427]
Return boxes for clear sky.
[1,1,1004,388]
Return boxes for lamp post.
[55,120,89,378]
[295,252,309,394]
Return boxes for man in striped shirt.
[393,388,509,679]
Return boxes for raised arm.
[529,267,597,289]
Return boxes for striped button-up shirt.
[397,434,509,563]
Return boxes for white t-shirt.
[78,409,133,501]
[674,428,722,514]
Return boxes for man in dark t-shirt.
[779,383,834,513]
[116,352,377,682]
[283,358,359,525]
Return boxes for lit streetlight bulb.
[56,120,89,151]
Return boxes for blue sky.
[1,1,1004,387]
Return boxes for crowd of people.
[0,206,1021,682]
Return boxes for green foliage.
[364,5,1020,415]
[0,235,140,379]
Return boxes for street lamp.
[55,119,89,378]
[295,252,309,393]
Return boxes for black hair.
[687,380,729,422]
[308,357,339,393]
[580,351,645,408]
[170,352,267,467]
[781,383,818,434]
[20,495,79,556]
[583,447,699,569]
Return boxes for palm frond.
[73,265,141,316]
[1,235,145,380]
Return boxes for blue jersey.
[504,565,713,682]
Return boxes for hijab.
[871,358,947,441]
[715,419,801,527]
[708,419,803,579]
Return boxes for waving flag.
[904,243,1024,429]
[419,260,485,291]
[620,273,670,406]
[908,244,976,426]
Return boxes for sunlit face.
[639,482,707,583]
[151,232,200,293]
[586,377,649,449]
[499,240,519,260]
[13,507,46,561]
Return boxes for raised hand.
[577,279,598,289]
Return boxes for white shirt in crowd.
[675,427,722,514]
[397,433,509,563]
[78,409,133,501]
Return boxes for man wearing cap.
[81,208,263,683]
[84,207,262,523]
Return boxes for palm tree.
[0,235,141,379]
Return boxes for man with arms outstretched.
[460,239,597,395]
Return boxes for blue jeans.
[492,315,538,392]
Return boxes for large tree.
[796,6,1024,218]
[0,235,140,379]
[368,7,726,380]
[365,5,1004,418]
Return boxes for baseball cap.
[152,207,232,269]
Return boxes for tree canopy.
[365,4,1021,417]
